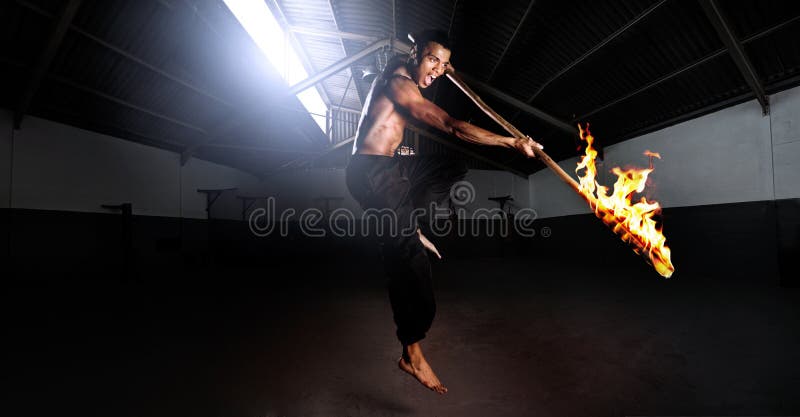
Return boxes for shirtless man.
[345,30,542,394]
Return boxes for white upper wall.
[530,85,800,218]
[604,99,773,207]
[1,112,260,220]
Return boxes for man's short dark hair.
[411,29,451,51]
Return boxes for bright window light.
[223,0,328,131]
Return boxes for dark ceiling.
[2,0,800,177]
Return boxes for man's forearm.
[450,119,515,148]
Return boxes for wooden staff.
[444,71,581,191]
[445,70,584,184]
[445,70,672,276]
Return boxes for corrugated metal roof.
[2,0,799,176]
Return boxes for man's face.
[414,41,451,89]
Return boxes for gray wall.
[530,84,800,218]
[0,110,260,220]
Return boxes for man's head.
[409,30,451,89]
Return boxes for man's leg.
[346,156,447,394]
[385,247,447,394]
[391,156,467,394]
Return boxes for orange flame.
[643,150,661,159]
[575,125,674,278]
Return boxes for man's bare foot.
[397,343,448,394]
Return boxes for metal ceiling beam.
[328,74,354,137]
[486,0,535,82]
[72,23,234,108]
[3,54,211,149]
[7,53,206,133]
[429,0,460,106]
[154,0,176,11]
[456,73,577,135]
[180,102,317,165]
[52,74,208,134]
[526,0,668,103]
[446,0,459,37]
[38,103,192,153]
[392,39,411,54]
[202,143,322,155]
[391,0,396,41]
[288,26,377,43]
[327,0,372,105]
[266,134,356,174]
[289,38,391,95]
[14,0,83,129]
[284,137,352,171]
[575,49,726,121]
[575,13,798,121]
[316,134,357,156]
[326,0,358,109]
[698,0,769,114]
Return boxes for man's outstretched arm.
[386,75,543,157]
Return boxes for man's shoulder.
[387,72,413,84]
[384,56,413,82]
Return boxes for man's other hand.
[513,136,544,158]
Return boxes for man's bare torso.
[352,60,414,156]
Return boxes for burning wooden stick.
[445,70,674,278]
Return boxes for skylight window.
[223,0,327,131]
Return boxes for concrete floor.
[4,256,799,417]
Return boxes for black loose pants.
[346,154,467,346]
